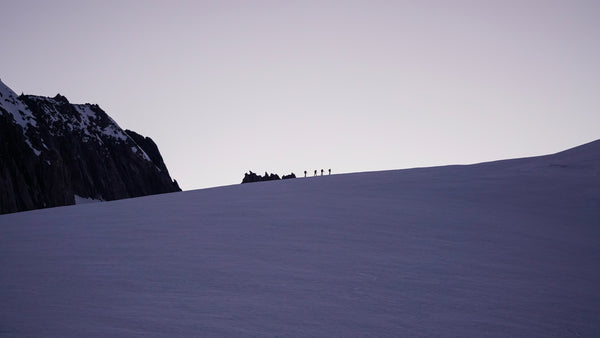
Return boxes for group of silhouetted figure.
[241,169,332,184]
[304,169,331,177]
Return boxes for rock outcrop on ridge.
[0,79,180,214]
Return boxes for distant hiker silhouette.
[314,170,317,176]
[328,169,331,175]
[321,169,324,176]
[304,170,307,178]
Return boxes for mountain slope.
[0,140,599,336]
[0,79,180,214]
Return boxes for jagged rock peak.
[52,93,69,104]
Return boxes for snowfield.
[1,140,599,337]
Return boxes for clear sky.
[1,0,599,190]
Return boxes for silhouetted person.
[321,169,324,176]
[304,170,307,177]
[328,169,331,175]
[314,170,317,176]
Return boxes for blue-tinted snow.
[74,195,103,205]
[1,140,599,337]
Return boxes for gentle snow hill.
[1,140,599,337]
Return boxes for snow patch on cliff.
[0,79,38,129]
[131,145,153,163]
[0,79,42,154]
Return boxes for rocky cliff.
[0,79,180,214]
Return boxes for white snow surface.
[1,140,599,337]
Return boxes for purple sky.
[2,0,599,189]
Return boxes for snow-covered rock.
[0,79,180,214]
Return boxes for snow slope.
[1,140,599,337]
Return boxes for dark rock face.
[241,171,296,183]
[125,129,170,174]
[0,80,180,214]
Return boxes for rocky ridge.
[0,79,180,214]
